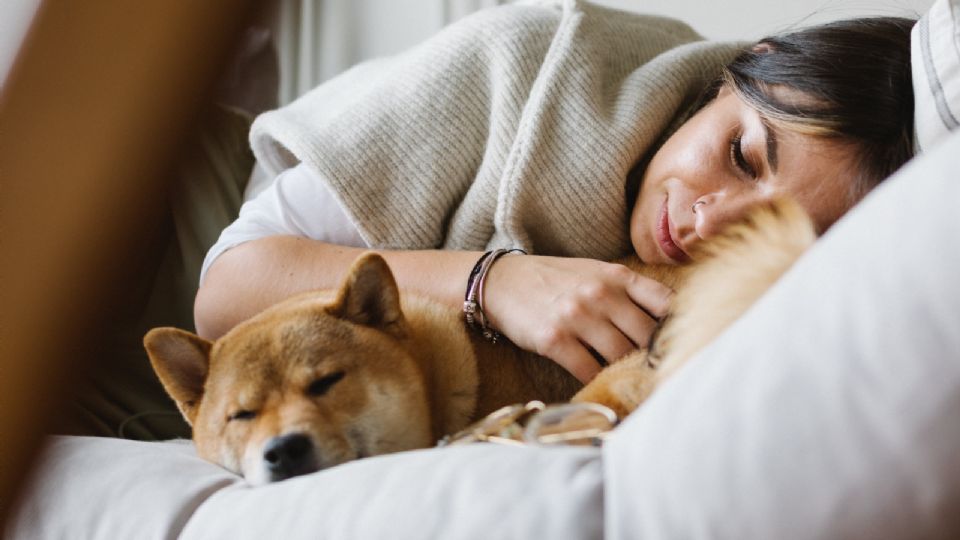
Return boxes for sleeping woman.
[194,1,915,384]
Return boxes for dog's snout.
[263,432,316,481]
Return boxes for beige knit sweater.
[249,0,742,260]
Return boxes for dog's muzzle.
[262,432,318,482]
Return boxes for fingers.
[574,314,637,365]
[606,309,660,358]
[564,264,670,364]
[621,267,674,320]
[481,256,675,383]
[565,347,604,384]
[536,330,604,383]
[537,300,651,381]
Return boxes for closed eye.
[228,410,256,422]
[729,134,757,178]
[307,371,346,397]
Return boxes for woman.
[195,3,915,384]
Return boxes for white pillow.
[912,0,960,151]
[8,437,239,539]
[9,436,602,540]
[604,128,960,538]
[180,444,602,540]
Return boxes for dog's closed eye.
[228,410,257,422]
[307,371,346,397]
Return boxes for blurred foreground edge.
[0,0,256,525]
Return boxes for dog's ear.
[329,252,407,338]
[143,327,212,426]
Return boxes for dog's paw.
[571,351,658,419]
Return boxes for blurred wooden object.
[0,0,255,525]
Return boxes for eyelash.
[729,135,757,179]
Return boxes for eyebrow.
[761,118,779,174]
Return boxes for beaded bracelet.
[463,248,526,342]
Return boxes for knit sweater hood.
[250,0,742,260]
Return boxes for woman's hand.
[481,254,673,383]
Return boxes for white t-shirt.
[199,163,368,285]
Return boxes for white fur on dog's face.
[145,254,448,484]
[193,312,434,485]
[236,377,432,486]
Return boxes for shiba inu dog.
[145,256,583,484]
[144,198,814,484]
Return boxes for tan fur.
[145,253,580,484]
[571,198,816,415]
[144,199,814,483]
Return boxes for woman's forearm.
[194,235,481,340]
[195,234,672,384]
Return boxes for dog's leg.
[571,350,658,419]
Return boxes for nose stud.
[692,200,706,213]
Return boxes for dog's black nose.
[263,432,316,481]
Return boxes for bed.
[5,0,960,537]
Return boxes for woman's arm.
[194,236,477,340]
[195,236,672,383]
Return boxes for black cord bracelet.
[463,248,526,342]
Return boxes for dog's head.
[144,253,433,484]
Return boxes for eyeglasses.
[439,400,619,448]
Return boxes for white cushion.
[604,128,960,538]
[9,436,602,539]
[912,0,960,151]
[8,437,239,539]
[180,444,601,540]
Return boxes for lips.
[656,200,690,264]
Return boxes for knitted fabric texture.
[249,0,742,260]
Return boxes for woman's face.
[630,85,861,264]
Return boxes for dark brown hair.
[723,17,916,199]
